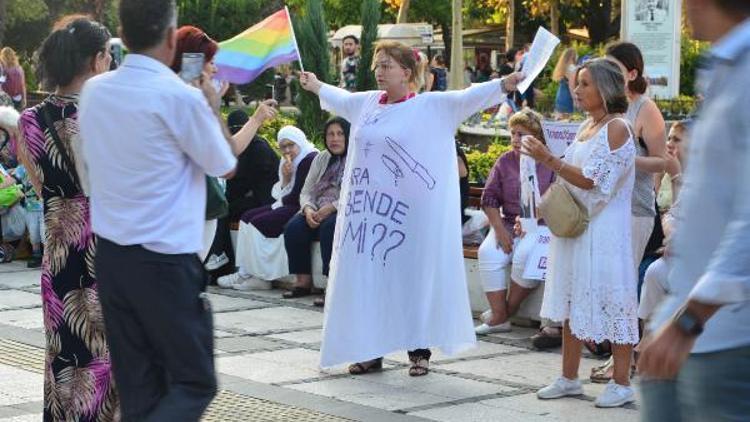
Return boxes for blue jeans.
[284,212,336,276]
[640,346,750,421]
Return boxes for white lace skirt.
[540,206,640,345]
[235,221,289,281]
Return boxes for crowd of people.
[0,0,747,420]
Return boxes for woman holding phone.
[170,25,279,260]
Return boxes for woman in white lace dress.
[521,58,638,408]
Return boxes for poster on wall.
[621,0,682,99]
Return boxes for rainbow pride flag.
[215,8,302,84]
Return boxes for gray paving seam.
[0,305,43,311]
[208,288,325,313]
[218,373,431,422]
[274,351,530,388]
[0,323,45,349]
[0,268,39,275]
[214,325,324,338]
[211,304,276,314]
[0,401,44,418]
[393,389,532,414]
[429,367,545,390]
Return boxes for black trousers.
[96,237,216,422]
[284,212,337,276]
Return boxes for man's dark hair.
[343,35,360,45]
[716,0,750,15]
[119,0,176,51]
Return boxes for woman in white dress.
[299,41,523,376]
[521,58,638,408]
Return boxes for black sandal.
[348,358,383,375]
[408,357,429,377]
[282,286,312,299]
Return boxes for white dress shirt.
[79,54,236,254]
[652,18,750,353]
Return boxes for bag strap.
[41,105,82,192]
[0,128,9,154]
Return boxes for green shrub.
[654,95,697,120]
[21,55,38,93]
[680,31,709,97]
[465,141,513,184]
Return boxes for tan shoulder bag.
[539,181,589,238]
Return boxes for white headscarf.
[271,125,318,209]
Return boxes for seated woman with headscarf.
[218,126,318,290]
[282,117,350,302]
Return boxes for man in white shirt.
[638,0,750,420]
[78,0,244,419]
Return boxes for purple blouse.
[481,150,556,233]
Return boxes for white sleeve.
[319,84,376,124]
[430,78,508,127]
[581,135,633,198]
[174,90,237,177]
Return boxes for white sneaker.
[595,381,635,408]
[480,309,493,323]
[475,321,512,335]
[537,377,584,400]
[217,271,249,289]
[233,277,272,291]
[205,253,229,271]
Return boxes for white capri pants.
[477,227,542,292]
[638,257,671,320]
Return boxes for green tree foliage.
[175,0,281,42]
[680,29,708,97]
[356,0,380,92]
[293,0,332,140]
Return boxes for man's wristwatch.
[672,306,704,337]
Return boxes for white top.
[318,80,509,367]
[79,54,236,254]
[541,118,639,344]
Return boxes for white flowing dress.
[540,118,639,345]
[318,80,510,367]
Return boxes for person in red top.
[0,48,26,110]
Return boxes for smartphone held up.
[180,52,205,83]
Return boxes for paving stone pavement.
[0,261,640,421]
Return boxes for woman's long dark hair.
[36,15,111,90]
[323,116,350,157]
